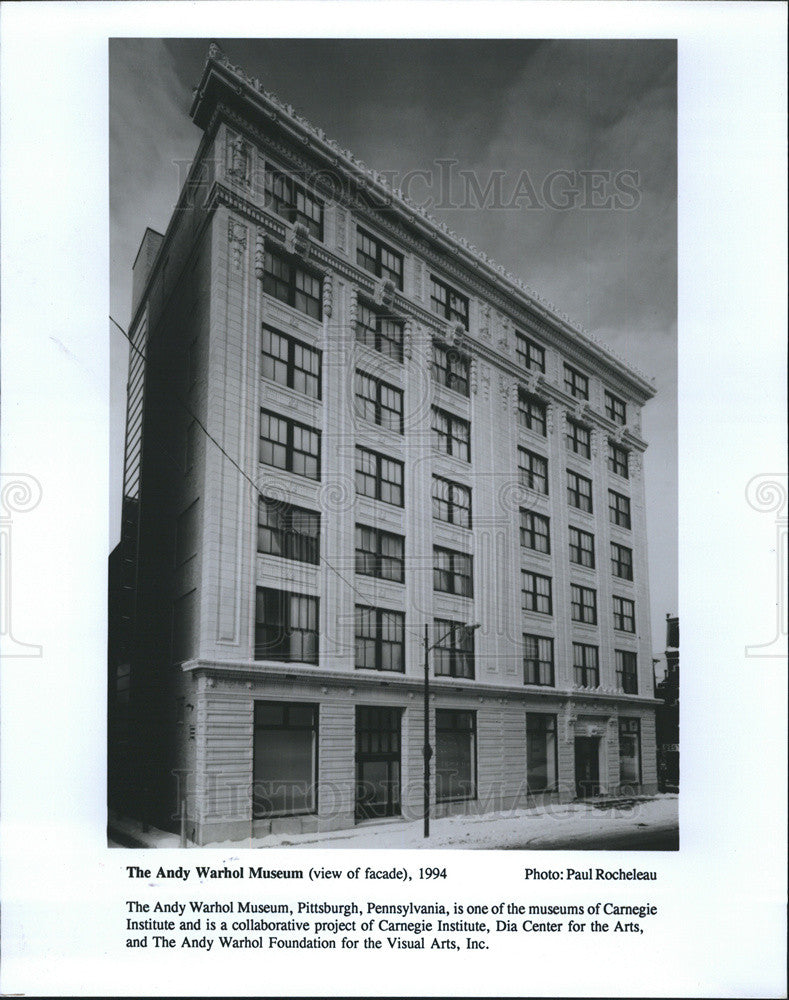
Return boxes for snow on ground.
[109,795,678,851]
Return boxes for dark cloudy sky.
[110,37,676,652]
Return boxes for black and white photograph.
[108,38,678,850]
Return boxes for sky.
[109,37,677,653]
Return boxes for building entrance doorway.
[574,736,601,797]
[355,707,402,820]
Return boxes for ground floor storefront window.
[435,709,476,802]
[253,701,318,817]
[526,713,558,792]
[619,717,642,785]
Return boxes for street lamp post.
[423,621,480,839]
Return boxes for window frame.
[607,440,629,478]
[354,446,404,507]
[435,709,477,803]
[605,390,627,425]
[523,635,555,687]
[520,509,551,554]
[432,340,471,397]
[517,390,547,436]
[573,642,600,687]
[611,542,634,581]
[433,546,474,597]
[354,369,403,434]
[518,447,549,495]
[258,496,320,565]
[433,619,476,680]
[431,407,471,462]
[515,331,546,373]
[354,524,405,583]
[261,324,322,400]
[264,168,324,240]
[253,700,319,818]
[571,583,598,625]
[263,245,323,320]
[432,475,472,529]
[564,364,589,400]
[259,409,321,481]
[569,525,595,569]
[429,274,469,329]
[567,469,593,513]
[618,717,642,785]
[355,300,404,362]
[356,227,404,289]
[526,713,558,792]
[609,489,632,529]
[566,418,591,458]
[615,650,638,694]
[254,587,319,664]
[354,604,405,673]
[613,595,636,633]
[521,570,553,615]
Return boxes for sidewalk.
[109,794,678,851]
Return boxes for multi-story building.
[108,44,659,845]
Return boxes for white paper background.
[1,2,786,996]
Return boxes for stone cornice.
[190,44,656,403]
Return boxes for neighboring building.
[655,614,680,791]
[108,44,660,845]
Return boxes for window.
[253,701,318,818]
[613,595,636,633]
[432,407,470,462]
[619,718,641,784]
[263,247,322,320]
[433,547,473,597]
[520,510,550,554]
[522,571,553,615]
[430,275,469,328]
[523,635,554,687]
[261,325,321,399]
[255,588,319,663]
[567,470,593,513]
[264,169,324,239]
[432,476,472,529]
[354,370,403,433]
[433,619,475,679]
[355,447,404,507]
[517,391,547,436]
[564,364,589,400]
[258,497,320,565]
[355,525,404,583]
[518,448,548,495]
[516,332,545,373]
[616,650,638,694]
[609,490,631,529]
[355,605,405,672]
[432,341,470,397]
[566,419,591,458]
[355,301,403,361]
[259,410,320,480]
[573,642,599,687]
[571,584,597,625]
[608,440,629,478]
[526,714,557,791]
[569,526,595,568]
[435,710,476,802]
[605,390,627,425]
[356,228,403,289]
[611,542,634,581]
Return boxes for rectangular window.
[435,710,476,802]
[520,510,550,554]
[619,718,641,784]
[264,169,324,239]
[569,526,595,568]
[609,490,631,529]
[566,419,591,458]
[517,391,547,436]
[516,332,545,373]
[259,410,320,480]
[255,588,319,664]
[567,470,593,513]
[261,325,321,399]
[571,584,597,625]
[355,525,404,583]
[354,605,405,672]
[564,364,589,400]
[526,713,557,791]
[616,650,638,694]
[356,228,403,289]
[523,635,554,687]
[605,390,627,425]
[518,447,549,495]
[263,247,322,320]
[355,301,403,361]
[432,407,471,462]
[432,341,470,396]
[355,447,404,507]
[522,571,553,615]
[608,440,629,478]
[429,275,469,328]
[354,370,403,433]
[258,497,320,565]
[432,475,472,529]
[433,546,474,597]
[613,595,636,633]
[611,542,634,581]
[253,701,318,818]
[433,619,475,679]
[573,642,599,687]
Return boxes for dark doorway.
[355,706,402,820]
[574,736,601,797]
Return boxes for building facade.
[109,45,660,845]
